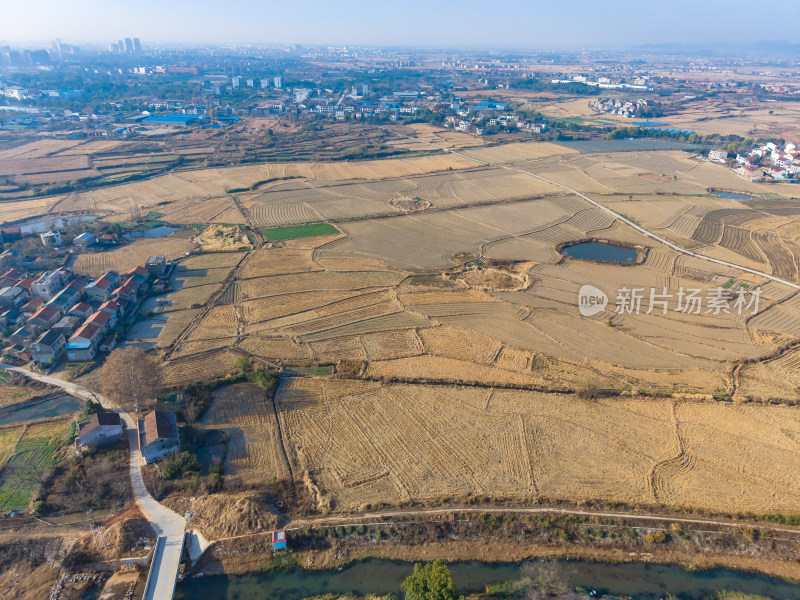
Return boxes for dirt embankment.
[193,512,800,582]
[165,492,283,539]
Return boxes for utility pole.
[89,523,107,551]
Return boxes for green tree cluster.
[401,560,463,600]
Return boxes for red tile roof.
[17,276,36,290]
[87,310,111,325]
[69,302,92,314]
[21,296,45,312]
[70,322,101,341]
[30,305,60,321]
[144,410,179,446]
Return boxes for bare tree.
[100,348,163,414]
[518,560,572,600]
[183,402,200,425]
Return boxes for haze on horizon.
[1,0,798,50]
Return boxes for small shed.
[272,530,287,551]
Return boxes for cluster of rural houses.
[0,255,169,367]
[589,97,652,118]
[711,142,800,183]
[77,408,180,464]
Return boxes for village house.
[72,232,97,248]
[68,302,93,320]
[48,277,88,312]
[99,300,122,319]
[9,326,36,348]
[0,286,29,309]
[30,329,66,365]
[99,335,116,353]
[79,411,123,447]
[0,308,23,330]
[139,410,181,464]
[52,315,81,338]
[145,256,167,277]
[0,249,22,269]
[27,305,63,333]
[66,322,102,361]
[85,272,118,301]
[19,296,45,318]
[111,276,142,302]
[85,309,116,334]
[31,269,70,301]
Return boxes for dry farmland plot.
[204,383,291,484]
[0,139,85,160]
[73,234,196,277]
[245,167,561,225]
[238,248,316,278]
[162,349,239,387]
[268,383,800,512]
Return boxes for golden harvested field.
[73,233,196,277]
[243,167,562,226]
[71,136,799,517]
[162,349,239,387]
[0,139,85,159]
[204,383,292,484]
[230,380,800,513]
[0,155,89,176]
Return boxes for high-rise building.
[231,76,241,88]
[132,37,141,52]
[260,79,269,89]
[273,75,283,89]
[124,38,134,53]
[118,40,124,53]
[246,79,254,88]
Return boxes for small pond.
[0,394,83,426]
[128,225,183,239]
[176,558,800,600]
[712,190,754,200]
[561,242,638,263]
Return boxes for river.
[177,558,800,600]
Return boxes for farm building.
[79,411,123,448]
[140,410,180,463]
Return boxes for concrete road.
[2,364,186,600]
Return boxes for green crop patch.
[262,222,340,241]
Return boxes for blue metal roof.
[142,114,205,124]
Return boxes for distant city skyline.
[2,0,799,50]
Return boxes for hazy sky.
[2,0,798,49]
